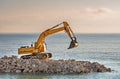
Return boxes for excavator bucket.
[68,39,78,49]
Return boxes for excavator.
[18,21,78,59]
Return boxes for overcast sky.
[0,0,120,33]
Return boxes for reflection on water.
[0,72,119,79]
[0,73,49,79]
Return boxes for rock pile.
[0,56,111,74]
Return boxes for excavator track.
[20,53,52,59]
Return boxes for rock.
[0,55,111,74]
[5,70,10,73]
[16,70,21,73]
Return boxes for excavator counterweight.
[18,21,78,59]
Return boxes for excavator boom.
[18,21,78,59]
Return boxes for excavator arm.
[35,21,78,51]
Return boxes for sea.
[0,33,120,79]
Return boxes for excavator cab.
[68,37,78,49]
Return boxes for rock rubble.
[0,55,111,74]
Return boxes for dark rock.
[0,56,111,74]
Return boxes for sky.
[0,0,120,33]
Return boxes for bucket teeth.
[68,40,78,49]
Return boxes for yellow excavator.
[18,21,78,59]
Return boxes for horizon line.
[1,32,120,34]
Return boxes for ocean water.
[0,33,120,79]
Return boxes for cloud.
[69,7,119,21]
[83,8,114,14]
